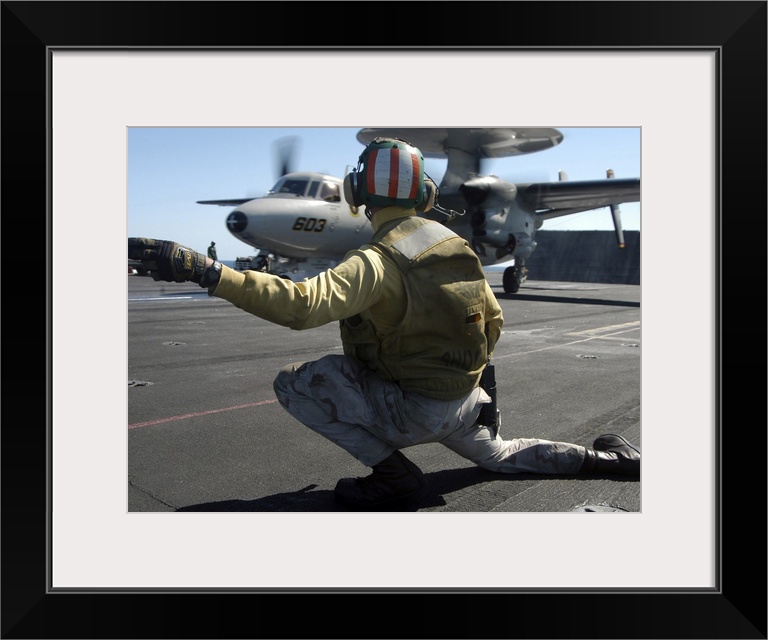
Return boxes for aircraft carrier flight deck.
[128,271,641,514]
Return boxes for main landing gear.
[502,263,528,294]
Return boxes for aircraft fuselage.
[224,172,372,259]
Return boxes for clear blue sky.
[128,127,640,261]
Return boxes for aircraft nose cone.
[226,210,248,233]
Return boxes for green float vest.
[340,216,490,400]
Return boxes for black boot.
[334,450,428,510]
[580,433,640,477]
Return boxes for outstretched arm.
[128,238,387,330]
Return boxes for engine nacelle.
[508,232,536,259]
[460,175,517,208]
[461,175,540,261]
[476,205,538,257]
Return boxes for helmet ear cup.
[416,178,437,213]
[343,171,363,207]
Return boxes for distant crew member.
[128,137,640,511]
[207,241,217,260]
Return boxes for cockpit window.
[320,181,340,203]
[307,181,321,198]
[275,179,308,196]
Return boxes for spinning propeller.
[272,136,301,180]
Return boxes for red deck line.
[128,399,278,429]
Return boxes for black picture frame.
[3,1,765,638]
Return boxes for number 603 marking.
[293,217,327,232]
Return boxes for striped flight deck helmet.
[344,137,427,215]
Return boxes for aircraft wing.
[197,198,254,207]
[517,178,640,220]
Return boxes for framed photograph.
[4,1,764,638]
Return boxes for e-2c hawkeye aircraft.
[197,128,640,294]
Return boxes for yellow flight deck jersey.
[212,206,504,400]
